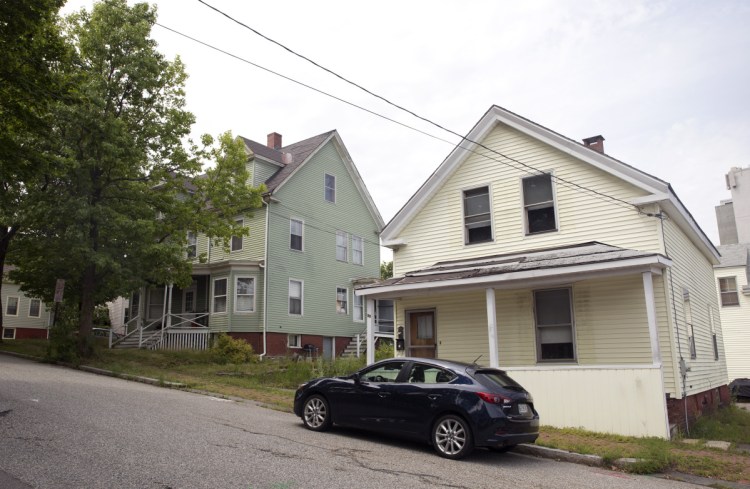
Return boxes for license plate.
[518,403,529,414]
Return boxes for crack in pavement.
[0,409,12,417]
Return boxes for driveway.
[0,354,704,489]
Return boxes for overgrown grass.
[689,405,750,444]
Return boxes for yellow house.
[357,106,729,438]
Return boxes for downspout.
[259,197,270,360]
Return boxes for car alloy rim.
[435,418,466,455]
[304,398,326,428]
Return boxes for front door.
[408,311,436,358]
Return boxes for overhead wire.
[192,1,641,213]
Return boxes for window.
[352,235,363,265]
[2,328,15,340]
[463,186,492,244]
[336,287,348,314]
[360,361,406,383]
[684,290,696,359]
[325,173,336,203]
[336,231,348,262]
[28,298,41,318]
[534,288,575,361]
[289,279,303,315]
[407,364,456,384]
[353,294,364,322]
[719,277,739,306]
[709,305,719,361]
[213,278,227,313]
[235,277,255,313]
[5,296,19,316]
[376,300,394,333]
[290,219,303,251]
[288,334,302,348]
[231,219,243,252]
[184,290,195,313]
[186,231,197,259]
[523,173,557,234]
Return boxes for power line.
[156,23,636,215]
[194,1,640,213]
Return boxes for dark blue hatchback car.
[293,357,539,459]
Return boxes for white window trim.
[718,276,739,306]
[290,218,304,252]
[353,293,364,323]
[234,276,256,314]
[336,287,348,315]
[28,298,42,318]
[533,287,577,363]
[336,230,349,262]
[521,171,559,236]
[462,184,494,246]
[231,219,244,252]
[324,173,336,203]
[186,231,197,259]
[352,235,364,265]
[2,328,16,340]
[5,296,19,317]
[212,278,228,314]
[287,333,302,348]
[289,279,304,316]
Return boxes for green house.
[121,131,386,358]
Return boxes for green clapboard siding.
[265,139,380,337]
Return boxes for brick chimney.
[582,135,605,153]
[267,132,282,150]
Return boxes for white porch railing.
[111,312,210,350]
[159,327,210,350]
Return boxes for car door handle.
[428,394,441,400]
[378,392,391,398]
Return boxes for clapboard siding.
[254,159,280,188]
[204,209,266,263]
[265,139,381,337]
[715,265,750,381]
[393,123,661,275]
[1,283,50,330]
[662,216,728,395]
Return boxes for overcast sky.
[62,0,750,254]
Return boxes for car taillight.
[476,391,512,406]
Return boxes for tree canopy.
[6,0,264,345]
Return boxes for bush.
[375,339,394,361]
[211,334,256,364]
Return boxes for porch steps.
[340,336,365,358]
[112,331,162,349]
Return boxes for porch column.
[642,271,662,366]
[485,288,499,368]
[366,299,375,365]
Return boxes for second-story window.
[231,219,244,252]
[523,173,557,234]
[187,231,197,259]
[336,231,348,262]
[718,277,739,306]
[290,219,303,251]
[325,173,336,203]
[352,235,363,265]
[463,186,492,244]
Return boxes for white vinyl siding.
[393,123,661,275]
[715,264,750,381]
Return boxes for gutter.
[259,198,270,360]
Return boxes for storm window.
[718,277,739,306]
[213,278,227,313]
[463,186,492,244]
[523,173,557,234]
[289,280,303,315]
[534,288,575,361]
[235,277,255,313]
[336,287,348,314]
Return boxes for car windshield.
[472,369,525,392]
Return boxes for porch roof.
[356,242,672,299]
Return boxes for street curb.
[516,444,604,466]
[655,471,750,489]
[0,350,186,388]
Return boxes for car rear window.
[472,369,525,392]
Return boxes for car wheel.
[302,395,332,432]
[432,414,473,459]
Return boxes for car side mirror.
[350,373,361,385]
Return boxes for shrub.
[211,334,256,364]
[375,339,394,361]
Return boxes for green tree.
[0,0,67,341]
[9,0,263,351]
[380,261,393,280]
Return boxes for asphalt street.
[0,354,703,489]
